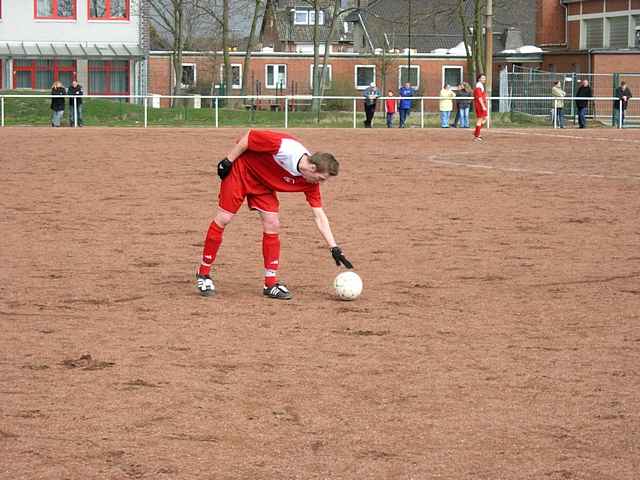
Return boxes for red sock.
[199,221,224,276]
[474,125,482,137]
[262,232,280,287]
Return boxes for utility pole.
[485,0,493,101]
[407,0,412,82]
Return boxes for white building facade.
[0,0,148,96]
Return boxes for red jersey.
[473,82,488,117]
[238,130,322,207]
[385,98,397,113]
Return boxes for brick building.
[148,50,469,109]
[536,0,640,73]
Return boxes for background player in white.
[196,129,353,299]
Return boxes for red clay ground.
[1,127,639,479]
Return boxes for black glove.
[331,246,353,269]
[217,158,233,180]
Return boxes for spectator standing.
[68,80,84,127]
[362,82,380,128]
[551,80,566,128]
[575,79,593,129]
[385,90,397,128]
[398,82,415,128]
[50,80,66,127]
[613,81,633,128]
[439,84,456,128]
[454,83,472,128]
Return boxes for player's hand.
[217,158,233,180]
[331,246,353,269]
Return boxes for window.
[88,60,129,95]
[265,64,286,89]
[442,66,462,88]
[583,18,603,48]
[35,0,76,19]
[607,16,629,48]
[355,65,375,89]
[294,10,308,25]
[88,0,129,20]
[180,63,196,88]
[293,9,324,25]
[399,65,420,88]
[310,64,332,89]
[219,64,242,89]
[13,59,76,89]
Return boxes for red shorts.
[218,159,279,214]
[475,107,488,118]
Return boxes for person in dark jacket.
[613,81,632,128]
[68,80,84,127]
[453,82,472,128]
[575,79,593,128]
[50,80,66,127]
[362,82,380,128]
[398,82,415,128]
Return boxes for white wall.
[0,0,141,45]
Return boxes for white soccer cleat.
[196,274,215,296]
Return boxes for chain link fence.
[500,66,640,127]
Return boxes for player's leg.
[473,116,483,139]
[259,212,291,300]
[250,194,291,300]
[196,167,246,296]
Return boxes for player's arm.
[478,93,488,111]
[311,207,353,269]
[226,131,250,162]
[217,131,250,179]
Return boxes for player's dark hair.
[309,152,339,176]
[477,73,486,81]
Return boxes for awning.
[0,42,144,58]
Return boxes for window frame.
[582,17,604,49]
[398,65,421,88]
[181,63,197,89]
[442,65,463,89]
[293,8,324,25]
[34,0,77,20]
[88,60,130,95]
[87,0,130,20]
[219,63,243,90]
[265,64,287,90]
[606,15,630,48]
[12,59,77,90]
[294,10,308,25]
[354,64,376,90]
[309,64,332,89]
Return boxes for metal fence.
[0,93,637,129]
[501,68,640,126]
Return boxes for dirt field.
[1,127,639,479]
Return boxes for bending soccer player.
[473,73,488,142]
[196,129,353,299]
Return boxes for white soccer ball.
[333,271,363,301]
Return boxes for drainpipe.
[560,0,568,47]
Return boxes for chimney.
[504,28,524,50]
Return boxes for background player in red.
[196,129,353,299]
[473,74,488,142]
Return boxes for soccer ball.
[333,271,363,301]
